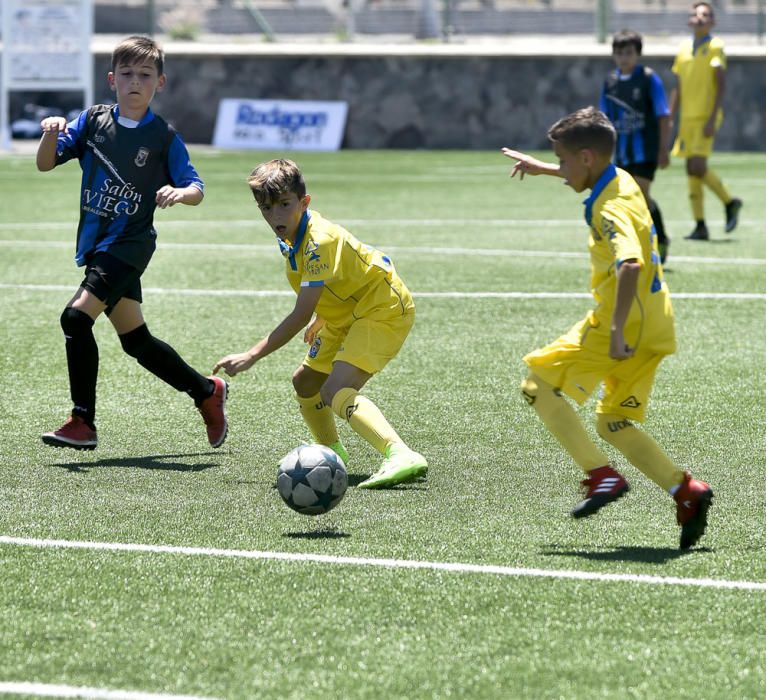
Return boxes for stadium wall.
[14,45,766,150]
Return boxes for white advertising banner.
[212,98,348,151]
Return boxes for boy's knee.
[60,307,94,336]
[596,413,633,441]
[119,323,152,358]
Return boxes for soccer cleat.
[358,443,428,489]
[724,198,742,233]
[328,440,350,467]
[674,470,713,550]
[571,465,629,519]
[685,222,709,241]
[41,415,97,450]
[198,376,228,448]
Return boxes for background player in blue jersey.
[600,30,672,264]
[36,35,227,451]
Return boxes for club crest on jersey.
[304,239,320,262]
[134,147,149,167]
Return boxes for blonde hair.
[248,159,307,205]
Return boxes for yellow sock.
[702,169,732,204]
[296,393,339,446]
[688,175,704,221]
[596,414,684,492]
[331,387,401,455]
[521,375,609,472]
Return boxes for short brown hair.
[612,29,643,55]
[248,159,307,205]
[694,2,714,20]
[112,35,164,75]
[547,106,616,156]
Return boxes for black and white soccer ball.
[277,444,348,515]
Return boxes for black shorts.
[80,252,143,315]
[622,162,658,182]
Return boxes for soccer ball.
[277,444,348,516]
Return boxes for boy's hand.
[212,352,256,377]
[609,330,635,360]
[155,185,186,209]
[303,316,325,344]
[501,148,551,179]
[40,117,67,135]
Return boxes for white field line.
[0,217,761,230]
[1,283,765,301]
[1,238,766,267]
[0,682,218,700]
[1,535,765,592]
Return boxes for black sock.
[119,324,213,404]
[648,199,668,245]
[60,307,98,427]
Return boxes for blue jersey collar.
[113,104,156,127]
[277,210,310,271]
[693,34,711,52]
[583,163,617,227]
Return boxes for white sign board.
[213,98,348,152]
[1,0,93,148]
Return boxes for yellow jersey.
[672,35,726,121]
[280,209,414,327]
[584,165,676,356]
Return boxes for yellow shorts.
[523,317,667,422]
[672,115,723,158]
[303,310,415,376]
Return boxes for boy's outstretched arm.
[36,117,67,172]
[501,148,562,179]
[156,184,204,208]
[212,285,323,377]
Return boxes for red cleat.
[674,471,713,550]
[42,415,97,450]
[572,465,629,518]
[198,376,228,448]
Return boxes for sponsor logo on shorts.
[308,337,321,359]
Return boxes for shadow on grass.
[50,452,219,473]
[540,544,713,564]
[283,527,351,540]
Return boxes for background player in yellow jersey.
[502,107,712,549]
[670,2,742,241]
[213,159,427,489]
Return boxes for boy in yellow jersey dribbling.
[503,107,712,549]
[213,159,427,489]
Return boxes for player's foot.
[674,470,713,550]
[725,198,742,233]
[198,376,228,448]
[41,415,97,450]
[358,443,428,489]
[685,222,709,241]
[658,236,670,265]
[328,440,350,467]
[571,465,629,518]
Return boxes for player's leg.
[41,286,105,449]
[521,373,628,518]
[597,355,713,548]
[685,156,708,240]
[110,295,227,448]
[324,313,425,489]
[634,171,669,265]
[292,364,349,465]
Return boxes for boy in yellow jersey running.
[502,107,712,549]
[213,159,427,489]
[670,2,742,241]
